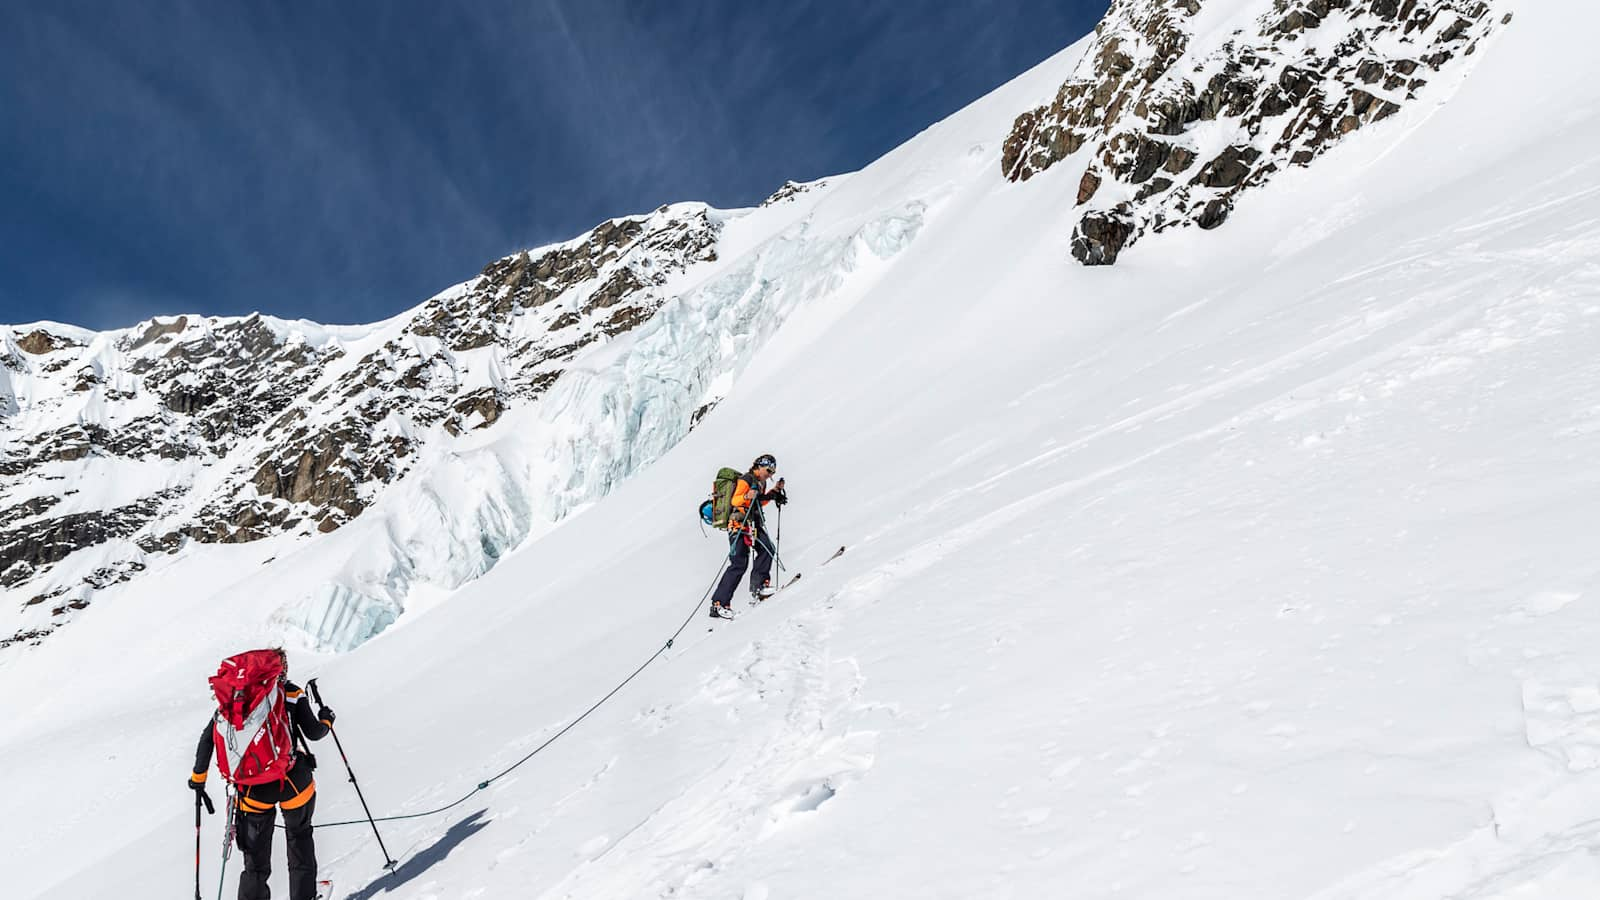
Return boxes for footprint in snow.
[1504,590,1582,623]
[1048,757,1082,780]
[1522,678,1600,771]
[786,780,837,813]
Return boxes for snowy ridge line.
[1,199,740,652]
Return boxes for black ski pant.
[710,522,774,608]
[236,794,317,900]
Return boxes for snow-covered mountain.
[0,0,1510,657]
[2,182,874,651]
[14,0,1600,897]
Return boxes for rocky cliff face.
[0,202,724,649]
[1001,0,1510,264]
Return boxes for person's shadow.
[345,810,491,899]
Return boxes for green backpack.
[705,467,743,528]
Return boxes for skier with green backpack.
[704,454,787,619]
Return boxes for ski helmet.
[753,453,777,471]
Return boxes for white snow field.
[7,2,1600,898]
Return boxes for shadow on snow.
[345,809,491,899]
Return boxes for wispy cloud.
[0,0,1108,330]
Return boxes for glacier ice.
[277,201,927,652]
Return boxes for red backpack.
[209,650,296,787]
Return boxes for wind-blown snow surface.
[8,4,1600,898]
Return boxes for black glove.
[318,706,336,726]
[772,490,788,506]
[189,776,214,813]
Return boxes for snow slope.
[9,2,1600,898]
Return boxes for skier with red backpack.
[189,648,334,900]
[707,453,788,618]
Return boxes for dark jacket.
[191,680,330,811]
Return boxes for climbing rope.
[214,786,235,900]
[305,554,731,830]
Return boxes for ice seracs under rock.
[272,198,926,651]
[0,202,743,650]
[3,184,923,652]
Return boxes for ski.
[315,879,335,900]
[749,574,800,604]
[757,546,846,599]
[715,547,846,625]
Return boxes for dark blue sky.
[1,1,1106,330]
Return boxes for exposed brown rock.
[1164,147,1198,174]
[760,180,828,207]
[582,268,647,314]
[1198,145,1261,188]
[0,628,55,650]
[1196,196,1234,229]
[252,440,365,515]
[453,389,505,429]
[0,495,62,529]
[1002,0,1505,266]
[128,316,189,350]
[1077,169,1104,206]
[165,388,218,414]
[16,330,81,355]
[24,587,67,608]
[691,400,720,427]
[0,495,171,587]
[1071,207,1137,265]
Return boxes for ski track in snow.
[534,580,882,899]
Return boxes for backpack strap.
[289,702,317,770]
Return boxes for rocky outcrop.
[1003,0,1509,264]
[0,203,729,650]
[760,179,832,208]
[16,330,83,355]
[0,493,175,587]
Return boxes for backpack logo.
[208,650,295,787]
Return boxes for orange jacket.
[728,473,771,530]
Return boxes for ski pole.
[307,679,398,872]
[194,787,213,900]
[774,503,784,581]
